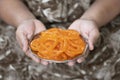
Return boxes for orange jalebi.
[30,28,86,61]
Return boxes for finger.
[26,49,40,63]
[88,30,99,50]
[88,40,94,50]
[67,61,75,66]
[81,32,89,42]
[16,31,28,52]
[20,33,28,52]
[27,32,34,43]
[77,57,85,63]
[41,60,49,65]
[88,37,94,50]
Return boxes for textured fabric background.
[0,0,120,80]
[24,0,90,23]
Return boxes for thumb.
[34,20,46,34]
[19,32,28,52]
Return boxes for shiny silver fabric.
[1,0,120,80]
[24,0,91,23]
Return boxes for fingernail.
[77,59,83,63]
[41,61,48,65]
[77,58,85,63]
[67,62,75,66]
[90,46,94,50]
[35,59,40,63]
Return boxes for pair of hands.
[16,19,100,66]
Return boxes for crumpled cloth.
[24,0,91,23]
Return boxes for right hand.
[16,19,49,65]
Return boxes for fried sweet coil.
[30,28,86,61]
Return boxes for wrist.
[15,13,36,27]
[17,19,46,31]
[17,18,36,28]
[79,17,100,28]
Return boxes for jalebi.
[30,28,86,61]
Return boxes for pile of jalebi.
[30,28,86,61]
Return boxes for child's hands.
[16,19,49,65]
[68,19,100,66]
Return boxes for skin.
[0,0,120,66]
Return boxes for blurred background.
[0,14,120,80]
[0,0,120,80]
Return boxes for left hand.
[67,19,100,66]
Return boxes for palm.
[16,19,46,63]
[68,19,100,65]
